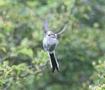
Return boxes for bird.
[43,20,68,72]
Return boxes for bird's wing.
[43,20,50,34]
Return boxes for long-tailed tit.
[43,20,68,72]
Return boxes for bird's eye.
[48,34,50,36]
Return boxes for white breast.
[43,35,58,51]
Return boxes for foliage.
[0,0,105,90]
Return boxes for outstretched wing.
[56,21,69,36]
[43,20,50,34]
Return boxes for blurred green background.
[0,0,105,90]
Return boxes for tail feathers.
[49,53,59,72]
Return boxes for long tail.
[48,52,59,72]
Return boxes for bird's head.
[47,31,57,38]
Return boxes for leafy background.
[0,0,105,90]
